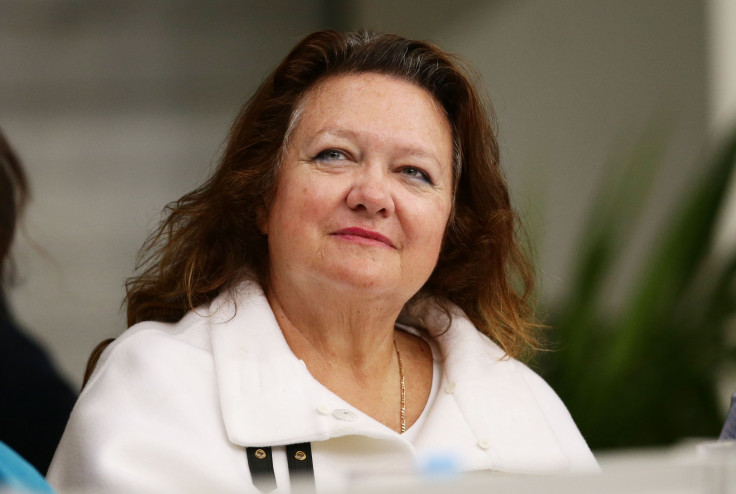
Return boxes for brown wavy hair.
[125,30,538,359]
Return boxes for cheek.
[268,175,336,238]
[407,198,452,255]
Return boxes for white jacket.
[48,282,597,493]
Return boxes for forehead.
[289,73,453,162]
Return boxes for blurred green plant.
[538,126,736,450]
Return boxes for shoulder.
[82,311,211,390]
[409,299,598,472]
[48,310,229,491]
[506,359,599,472]
[72,310,219,420]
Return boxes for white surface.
[348,442,735,494]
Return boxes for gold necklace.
[393,339,406,433]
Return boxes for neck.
[266,283,401,373]
[265,278,432,434]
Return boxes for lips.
[331,227,395,248]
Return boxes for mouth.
[331,227,395,248]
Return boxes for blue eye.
[314,149,347,161]
[401,166,434,185]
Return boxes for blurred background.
[1,0,735,454]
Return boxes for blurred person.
[49,31,597,492]
[0,129,76,481]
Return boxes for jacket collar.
[206,283,333,446]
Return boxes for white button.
[332,409,358,421]
[316,405,330,415]
[477,439,490,450]
[444,381,457,394]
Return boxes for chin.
[317,266,391,292]
[323,269,423,303]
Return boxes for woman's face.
[263,73,454,303]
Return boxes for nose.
[345,165,395,216]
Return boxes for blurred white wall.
[708,0,736,410]
[1,0,715,388]
[709,0,736,255]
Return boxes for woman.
[49,31,597,492]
